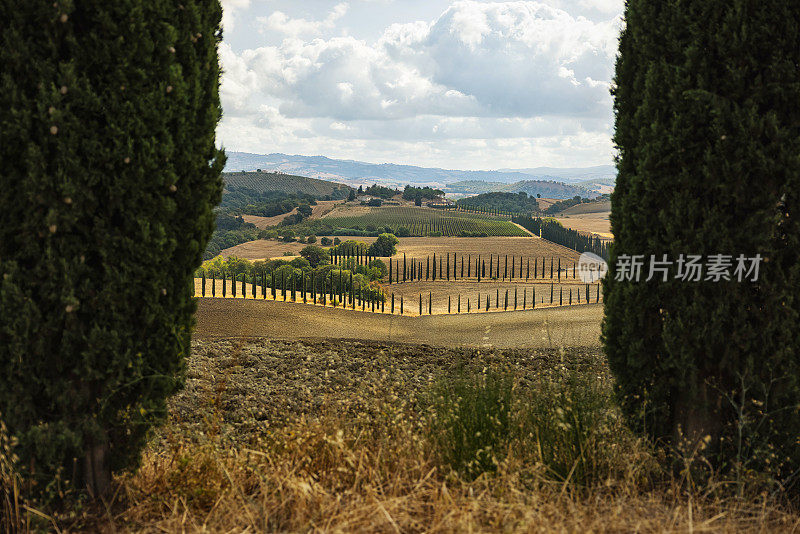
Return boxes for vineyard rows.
[322,207,528,237]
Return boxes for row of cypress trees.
[387,253,592,283]
[198,270,385,306]
[512,216,611,260]
[196,272,601,314]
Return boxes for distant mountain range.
[224,152,615,198]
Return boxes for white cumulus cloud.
[217,0,624,168]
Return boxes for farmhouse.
[427,198,455,209]
[358,195,383,206]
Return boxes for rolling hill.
[446,179,594,199]
[224,152,615,194]
[223,171,352,200]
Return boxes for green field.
[223,171,351,199]
[321,207,529,237]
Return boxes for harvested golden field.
[43,339,800,532]
[380,280,601,315]
[391,236,582,267]
[219,238,311,259]
[220,235,582,263]
[551,200,613,238]
[192,297,604,348]
[554,213,612,239]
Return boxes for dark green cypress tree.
[0,0,224,498]
[603,0,800,480]
[201,273,206,297]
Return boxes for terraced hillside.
[223,171,352,199]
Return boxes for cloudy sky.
[218,0,624,170]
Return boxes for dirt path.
[194,298,603,349]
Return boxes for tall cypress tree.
[0,0,224,498]
[603,0,800,481]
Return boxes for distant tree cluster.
[402,185,444,201]
[362,184,400,199]
[543,195,593,214]
[205,214,259,259]
[456,191,540,215]
[220,186,316,217]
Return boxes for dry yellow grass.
[85,417,800,532]
[5,339,798,533]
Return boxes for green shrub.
[518,367,623,485]
[0,1,224,501]
[425,365,641,486]
[425,369,514,479]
